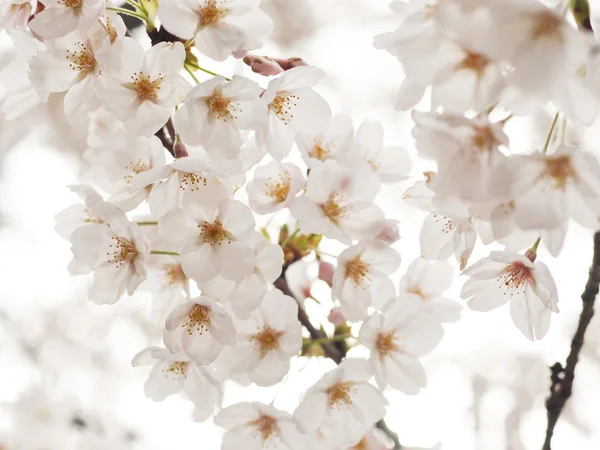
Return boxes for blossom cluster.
[1,0,598,448]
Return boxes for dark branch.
[542,231,600,449]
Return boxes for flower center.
[132,72,162,101]
[531,11,562,40]
[345,255,370,286]
[309,141,330,161]
[497,261,535,297]
[99,15,118,44]
[207,93,237,120]
[432,213,455,234]
[199,221,230,245]
[455,50,489,77]
[163,263,187,285]
[375,330,400,359]
[251,326,284,358]
[59,0,82,8]
[66,42,95,73]
[107,237,137,267]
[322,192,349,224]
[183,304,210,334]
[163,361,189,379]
[123,159,150,184]
[177,171,208,192]
[469,125,500,154]
[542,155,577,190]
[198,0,229,27]
[326,381,354,409]
[270,93,299,125]
[352,437,369,450]
[266,173,292,203]
[408,286,428,301]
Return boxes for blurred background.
[2,0,600,449]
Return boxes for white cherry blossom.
[174,75,266,158]
[461,250,559,340]
[28,0,104,39]
[231,289,302,386]
[132,346,222,415]
[290,160,385,244]
[215,402,310,450]
[97,37,189,135]
[158,0,273,61]
[247,161,305,214]
[296,113,354,168]
[158,197,256,283]
[163,296,236,364]
[293,358,387,449]
[332,240,401,322]
[360,294,443,394]
[256,66,332,160]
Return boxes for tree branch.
[542,231,600,449]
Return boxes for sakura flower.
[84,133,166,211]
[215,402,310,450]
[290,161,385,244]
[247,161,305,214]
[359,294,443,394]
[399,258,461,323]
[331,240,401,322]
[97,37,189,135]
[55,184,111,240]
[158,0,273,61]
[346,119,412,183]
[163,296,236,364]
[490,146,600,232]
[375,218,400,244]
[294,358,387,449]
[158,197,256,283]
[174,75,266,158]
[70,205,150,304]
[132,346,222,415]
[256,66,332,160]
[461,250,559,340]
[402,173,435,212]
[412,111,508,202]
[28,0,105,39]
[296,113,354,168]
[285,259,315,301]
[232,289,302,386]
[198,236,284,319]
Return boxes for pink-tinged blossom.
[296,113,354,169]
[163,296,236,364]
[97,37,189,135]
[28,0,105,39]
[332,240,401,322]
[247,161,305,214]
[461,251,559,340]
[293,358,387,449]
[215,402,310,450]
[256,66,332,160]
[290,161,384,244]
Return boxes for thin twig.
[542,231,600,449]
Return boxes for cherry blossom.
[290,160,385,244]
[158,0,273,61]
[360,294,443,394]
[97,37,189,135]
[215,402,310,450]
[461,250,559,340]
[247,161,305,214]
[28,0,105,39]
[256,66,332,160]
[163,296,236,364]
[331,239,401,322]
[174,75,266,158]
[399,258,462,323]
[296,113,354,168]
[158,197,256,282]
[231,289,302,386]
[132,346,222,415]
[293,358,388,449]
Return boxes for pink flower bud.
[318,261,335,287]
[273,57,308,71]
[328,308,345,326]
[375,219,400,244]
[242,55,284,76]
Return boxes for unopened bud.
[375,219,400,244]
[173,142,188,158]
[273,57,308,71]
[328,308,345,326]
[232,49,247,59]
[525,248,537,262]
[318,261,335,287]
[243,55,284,76]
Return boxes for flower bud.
[375,219,400,244]
[242,54,284,76]
[273,57,308,71]
[318,261,335,287]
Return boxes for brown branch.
[542,231,600,449]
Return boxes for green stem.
[310,333,352,346]
[186,61,231,81]
[184,37,196,48]
[150,250,180,256]
[136,221,158,226]
[542,112,560,154]
[124,0,144,12]
[106,6,148,22]
[281,228,300,248]
[184,65,200,83]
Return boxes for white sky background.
[2,0,600,449]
